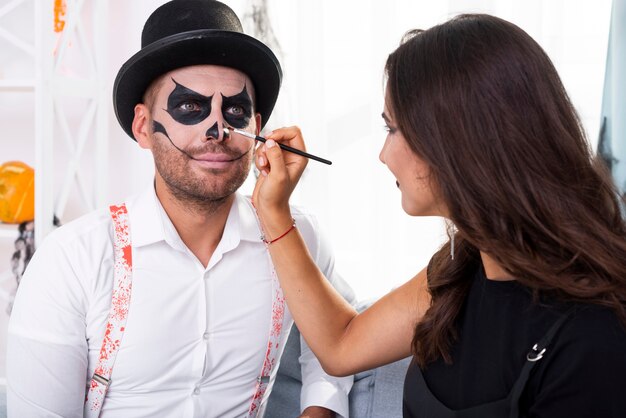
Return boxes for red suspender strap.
[246,260,285,417]
[247,200,286,417]
[84,204,133,416]
[84,201,283,416]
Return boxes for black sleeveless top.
[403,265,626,418]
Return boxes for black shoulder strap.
[508,307,577,418]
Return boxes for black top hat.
[113,0,282,140]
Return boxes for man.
[7,1,354,417]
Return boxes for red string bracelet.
[261,219,296,244]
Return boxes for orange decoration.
[54,0,66,33]
[0,161,35,224]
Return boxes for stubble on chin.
[152,136,253,214]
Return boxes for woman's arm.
[268,226,427,376]
[253,128,430,375]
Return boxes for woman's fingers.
[263,139,287,182]
[255,126,308,179]
[253,126,309,217]
[265,127,308,171]
[255,143,269,176]
[266,126,306,152]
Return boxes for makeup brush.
[224,127,332,165]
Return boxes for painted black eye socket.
[166,79,213,125]
[221,86,253,121]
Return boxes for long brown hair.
[385,14,626,367]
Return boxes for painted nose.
[205,122,224,141]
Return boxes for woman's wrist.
[261,218,296,244]
[258,206,294,241]
[262,214,294,240]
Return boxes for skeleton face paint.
[164,80,252,130]
[205,122,219,140]
[145,65,259,205]
[155,78,254,145]
[221,86,252,129]
[166,80,213,125]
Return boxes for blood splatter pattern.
[84,204,133,416]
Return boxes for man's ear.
[132,104,152,149]
[255,113,262,136]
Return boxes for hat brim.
[113,30,282,140]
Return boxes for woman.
[252,14,626,417]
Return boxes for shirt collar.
[125,185,263,249]
[126,184,167,248]
[232,193,264,243]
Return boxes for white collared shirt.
[7,186,353,417]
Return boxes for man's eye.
[227,105,245,116]
[178,102,200,112]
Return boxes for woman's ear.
[132,104,152,149]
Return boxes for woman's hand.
[253,126,308,229]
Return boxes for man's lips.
[190,150,247,168]
[194,152,242,162]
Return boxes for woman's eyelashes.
[381,112,397,135]
[384,124,397,134]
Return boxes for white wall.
[0,0,612,377]
[255,0,612,300]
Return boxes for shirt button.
[203,332,210,340]
[193,386,200,395]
